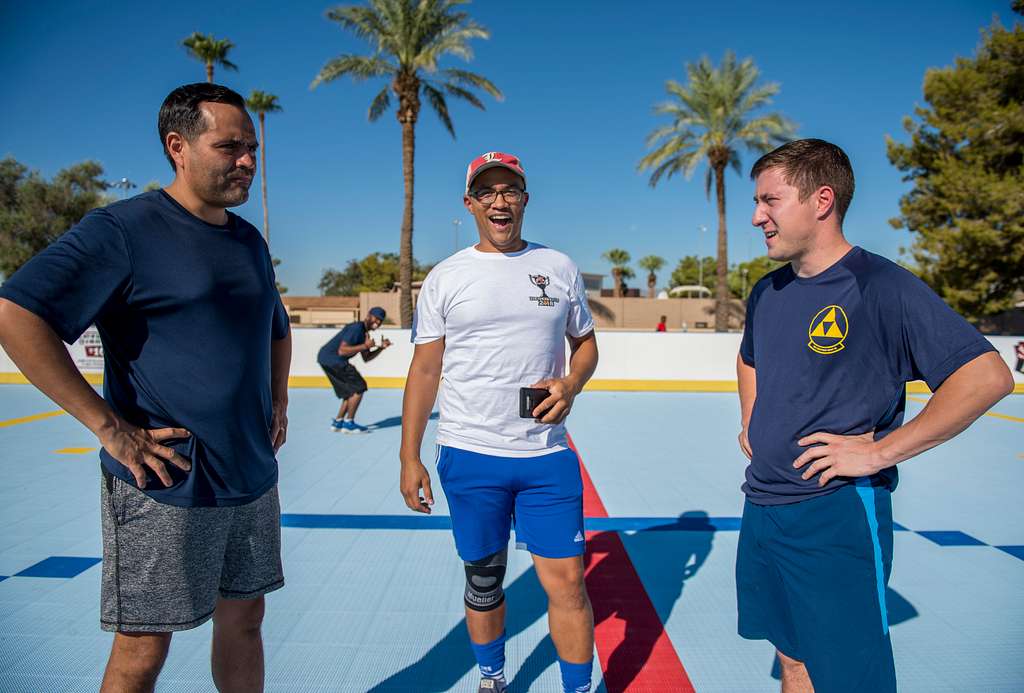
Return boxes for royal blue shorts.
[436,445,585,561]
[736,480,896,692]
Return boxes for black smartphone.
[519,387,551,418]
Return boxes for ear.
[522,191,530,209]
[463,194,474,212]
[815,185,836,221]
[166,132,187,173]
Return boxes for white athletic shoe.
[477,678,508,693]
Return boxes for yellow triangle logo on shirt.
[807,305,849,355]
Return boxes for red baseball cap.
[465,151,526,192]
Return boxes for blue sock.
[558,657,593,693]
[470,631,506,681]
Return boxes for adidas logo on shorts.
[574,531,584,542]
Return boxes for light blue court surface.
[0,384,1021,692]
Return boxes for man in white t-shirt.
[400,152,599,693]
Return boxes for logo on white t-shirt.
[528,274,559,307]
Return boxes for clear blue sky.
[0,0,1012,294]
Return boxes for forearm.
[362,347,383,362]
[0,300,118,436]
[876,352,1013,467]
[271,330,292,404]
[400,368,440,462]
[737,355,756,428]
[339,343,366,358]
[563,333,598,394]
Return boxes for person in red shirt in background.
[656,315,667,332]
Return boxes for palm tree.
[182,32,238,83]
[638,255,666,298]
[312,0,501,328]
[639,52,794,331]
[245,91,282,247]
[602,249,633,298]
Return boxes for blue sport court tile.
[14,556,101,579]
[916,530,986,547]
[584,516,741,532]
[995,545,1024,561]
[282,513,451,530]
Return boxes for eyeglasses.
[469,187,525,205]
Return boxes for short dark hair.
[158,83,247,171]
[749,139,856,222]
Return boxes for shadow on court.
[367,411,438,430]
[368,511,716,693]
[583,511,715,692]
[367,563,551,692]
[768,586,919,680]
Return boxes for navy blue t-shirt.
[317,321,366,368]
[739,246,994,506]
[0,190,289,507]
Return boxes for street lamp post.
[741,267,750,299]
[452,218,461,254]
[112,177,136,199]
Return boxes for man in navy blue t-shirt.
[0,84,291,692]
[735,139,1013,692]
[317,306,391,433]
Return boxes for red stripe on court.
[567,435,696,693]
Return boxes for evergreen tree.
[887,7,1024,320]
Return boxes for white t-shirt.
[411,242,595,457]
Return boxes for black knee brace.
[464,547,507,612]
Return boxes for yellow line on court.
[1,373,1021,395]
[55,447,96,454]
[906,395,1024,423]
[0,409,66,428]
[0,372,103,385]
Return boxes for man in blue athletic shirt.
[400,152,600,693]
[736,138,1014,692]
[0,83,291,692]
[317,306,391,433]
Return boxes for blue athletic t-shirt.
[739,246,994,506]
[317,321,366,368]
[0,190,289,507]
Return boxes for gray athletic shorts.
[100,472,284,633]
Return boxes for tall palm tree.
[638,255,666,298]
[245,91,282,247]
[602,249,633,298]
[182,32,238,83]
[639,52,794,331]
[312,0,501,328]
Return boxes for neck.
[165,179,229,226]
[476,237,527,254]
[790,232,852,278]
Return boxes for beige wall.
[288,308,359,326]
[588,297,746,331]
[358,292,745,331]
[361,291,420,326]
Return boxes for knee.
[113,632,171,679]
[465,548,507,612]
[215,596,265,634]
[542,570,589,611]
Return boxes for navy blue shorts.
[436,445,585,561]
[736,481,896,692]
